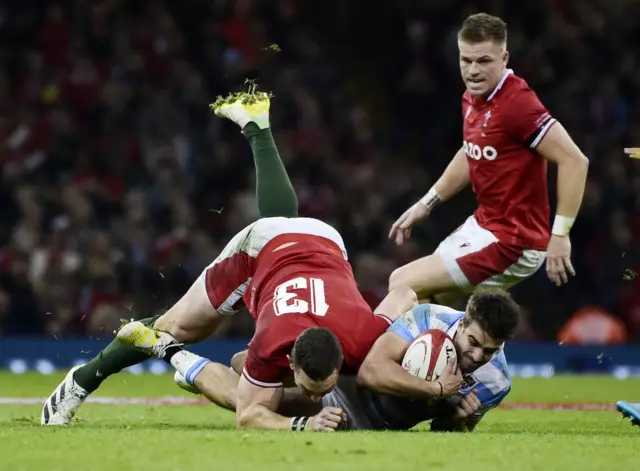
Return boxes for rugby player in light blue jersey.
[329,287,520,431]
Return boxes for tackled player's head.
[457,13,508,98]
[455,287,520,373]
[289,327,343,402]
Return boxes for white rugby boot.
[210,85,271,130]
[174,370,201,395]
[41,365,89,426]
[115,321,182,359]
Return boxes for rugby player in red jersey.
[43,91,456,431]
[389,13,589,303]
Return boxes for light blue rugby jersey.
[388,303,512,418]
[356,303,512,430]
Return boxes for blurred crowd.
[1,0,640,342]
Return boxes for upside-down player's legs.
[244,122,298,219]
[154,279,227,343]
[41,91,300,425]
[42,217,260,425]
[114,214,345,415]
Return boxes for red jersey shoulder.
[495,74,555,147]
[462,71,556,151]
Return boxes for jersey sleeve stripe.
[418,304,432,332]
[529,117,557,149]
[375,314,393,325]
[242,368,283,388]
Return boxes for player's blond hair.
[458,13,507,46]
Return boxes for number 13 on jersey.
[273,277,329,316]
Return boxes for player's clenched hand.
[435,358,463,398]
[453,390,482,419]
[545,235,575,286]
[309,406,346,432]
[389,202,430,246]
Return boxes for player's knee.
[230,350,248,375]
[397,286,419,308]
[388,266,405,292]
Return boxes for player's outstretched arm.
[430,146,471,201]
[235,376,290,430]
[390,147,469,246]
[236,376,344,432]
[357,332,461,399]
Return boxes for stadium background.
[1,0,639,370]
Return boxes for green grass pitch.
[0,372,637,471]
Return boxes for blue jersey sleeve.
[464,352,512,418]
[388,303,464,342]
[387,304,432,342]
[473,384,511,417]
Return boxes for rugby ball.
[401,329,457,381]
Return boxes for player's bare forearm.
[235,378,293,430]
[237,402,296,430]
[536,123,589,219]
[554,158,588,218]
[358,358,440,398]
[432,147,470,201]
[357,333,440,399]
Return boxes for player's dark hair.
[464,287,520,341]
[291,327,343,381]
[458,13,507,45]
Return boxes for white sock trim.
[170,351,210,386]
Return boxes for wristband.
[551,215,575,237]
[291,416,310,431]
[437,381,443,398]
[419,187,441,211]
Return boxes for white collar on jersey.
[446,318,461,339]
[486,68,514,101]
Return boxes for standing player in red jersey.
[42,90,435,431]
[389,13,589,303]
